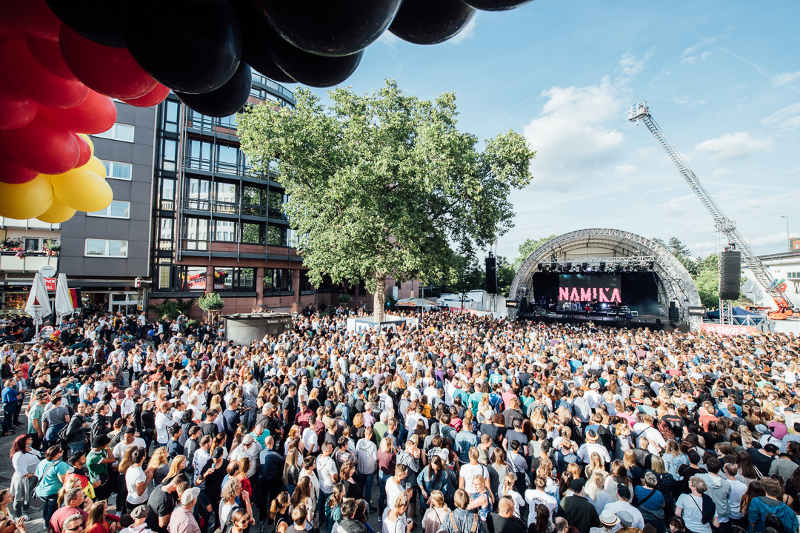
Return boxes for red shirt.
[51,506,88,533]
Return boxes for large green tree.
[512,235,556,270]
[238,81,534,322]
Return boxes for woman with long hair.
[146,447,169,486]
[378,436,398,512]
[282,448,301,495]
[421,491,450,533]
[9,435,38,518]
[86,500,117,533]
[268,491,292,533]
[161,455,187,486]
[290,477,314,531]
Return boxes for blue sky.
[308,1,800,262]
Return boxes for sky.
[306,0,800,263]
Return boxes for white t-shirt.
[385,476,405,510]
[381,508,408,533]
[524,489,557,527]
[126,465,149,504]
[460,463,488,491]
[155,412,171,444]
[316,454,338,494]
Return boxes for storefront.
[81,290,142,314]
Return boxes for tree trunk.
[373,273,386,324]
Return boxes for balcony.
[0,218,60,230]
[0,252,58,272]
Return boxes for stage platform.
[519,307,668,329]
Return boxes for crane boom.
[628,103,794,311]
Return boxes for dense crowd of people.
[0,309,798,533]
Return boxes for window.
[163,100,179,133]
[84,239,128,258]
[177,266,207,290]
[216,144,238,173]
[300,270,314,292]
[789,272,800,280]
[24,238,39,251]
[93,123,135,142]
[242,186,266,216]
[157,218,173,251]
[161,138,178,171]
[214,267,255,290]
[88,200,130,219]
[263,268,293,294]
[188,139,212,170]
[241,223,263,245]
[268,190,284,215]
[184,217,208,250]
[213,181,237,214]
[214,220,236,242]
[159,178,176,210]
[218,114,237,129]
[100,160,132,180]
[187,178,210,210]
[267,225,287,246]
[157,264,171,289]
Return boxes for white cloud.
[619,52,645,77]
[762,102,800,130]
[522,77,625,190]
[681,37,717,64]
[694,131,772,160]
[448,15,478,45]
[772,71,800,87]
[673,96,707,106]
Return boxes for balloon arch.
[508,228,703,330]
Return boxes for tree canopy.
[238,81,534,321]
[512,235,557,270]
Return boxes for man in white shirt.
[524,477,557,528]
[355,430,378,505]
[724,463,747,524]
[602,485,644,530]
[577,430,611,464]
[316,442,339,500]
[385,464,410,510]
[113,428,146,461]
[302,417,319,454]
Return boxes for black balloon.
[236,3,296,84]
[127,0,242,94]
[176,62,252,117]
[273,42,363,88]
[462,0,533,10]
[389,0,475,45]
[45,0,129,47]
[256,0,402,57]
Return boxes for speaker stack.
[719,249,741,300]
[485,254,497,294]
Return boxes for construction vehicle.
[628,103,796,322]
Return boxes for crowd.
[0,308,798,533]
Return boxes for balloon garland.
[0,0,533,221]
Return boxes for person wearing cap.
[121,505,152,533]
[557,478,601,533]
[167,487,200,533]
[590,510,621,533]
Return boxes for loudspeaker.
[485,255,497,294]
[719,249,741,300]
[668,301,679,322]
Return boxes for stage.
[516,304,667,329]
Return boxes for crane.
[628,102,795,322]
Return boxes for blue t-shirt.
[2,387,18,403]
[34,459,70,498]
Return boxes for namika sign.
[558,286,622,303]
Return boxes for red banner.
[44,277,56,291]
[700,323,762,336]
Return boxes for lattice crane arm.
[628,103,793,310]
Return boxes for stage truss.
[509,228,702,330]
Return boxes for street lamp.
[780,215,790,249]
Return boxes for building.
[58,101,157,314]
[750,250,800,308]
[147,73,331,317]
[0,218,60,311]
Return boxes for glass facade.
[151,73,302,298]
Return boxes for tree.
[694,255,719,309]
[496,256,515,296]
[198,292,224,323]
[654,236,699,276]
[238,81,534,322]
[513,235,556,270]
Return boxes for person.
[121,506,152,533]
[146,474,188,533]
[9,436,39,518]
[722,464,746,530]
[634,472,666,533]
[421,491,450,533]
[675,477,717,533]
[167,488,201,533]
[85,501,117,533]
[355,429,377,509]
[35,446,71,532]
[696,457,730,532]
[466,476,492,528]
[558,479,601,533]
[603,484,645,530]
[126,448,155,509]
[86,436,115,502]
[50,488,87,533]
[590,511,620,533]
[383,493,412,533]
[746,478,798,533]
[2,379,20,436]
[486,496,526,533]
